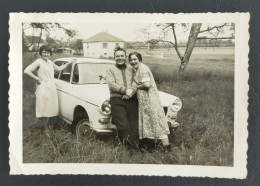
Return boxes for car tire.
[71,110,94,140]
[75,118,94,141]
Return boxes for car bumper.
[92,128,116,135]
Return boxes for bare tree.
[139,25,152,53]
[147,23,235,71]
[177,23,202,71]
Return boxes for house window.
[115,43,119,47]
[103,43,108,48]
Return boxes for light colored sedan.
[53,57,182,139]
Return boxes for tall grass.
[23,49,234,165]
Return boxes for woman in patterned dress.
[127,52,171,151]
[24,45,76,132]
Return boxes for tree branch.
[26,28,35,48]
[196,23,232,34]
[163,24,171,30]
[170,23,183,60]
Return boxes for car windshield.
[77,63,114,84]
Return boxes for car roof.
[53,57,115,64]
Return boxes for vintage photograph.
[9,13,249,177]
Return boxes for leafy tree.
[45,35,59,50]
[22,29,29,54]
[22,23,76,58]
[69,39,83,54]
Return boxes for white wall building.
[82,32,125,58]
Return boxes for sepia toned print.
[9,13,249,178]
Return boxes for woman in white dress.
[24,45,76,132]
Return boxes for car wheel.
[75,118,94,141]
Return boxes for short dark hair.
[114,46,126,56]
[128,52,142,62]
[39,45,52,56]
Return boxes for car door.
[54,61,74,122]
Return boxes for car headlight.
[166,98,182,128]
[100,99,111,115]
[170,97,182,112]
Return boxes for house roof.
[82,32,124,43]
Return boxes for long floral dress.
[133,63,170,139]
[33,58,59,117]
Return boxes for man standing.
[106,47,138,147]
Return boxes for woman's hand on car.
[69,59,77,64]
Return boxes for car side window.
[54,70,59,79]
[54,61,63,79]
[72,64,79,83]
[60,63,72,82]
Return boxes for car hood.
[70,84,110,106]
[158,91,182,111]
[68,83,182,110]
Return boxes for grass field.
[23,47,234,165]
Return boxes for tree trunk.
[179,23,202,71]
[34,28,43,59]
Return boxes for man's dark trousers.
[110,95,138,142]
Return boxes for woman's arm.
[135,81,151,90]
[24,60,42,83]
[52,59,77,72]
[135,67,151,90]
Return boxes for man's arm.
[106,67,127,94]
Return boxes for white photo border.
[9,12,249,178]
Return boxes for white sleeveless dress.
[35,58,59,117]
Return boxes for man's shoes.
[163,144,172,153]
[124,135,139,149]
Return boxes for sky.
[24,23,235,43]
[69,23,150,41]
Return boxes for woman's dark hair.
[128,52,142,62]
[39,45,52,56]
[114,46,126,56]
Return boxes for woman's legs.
[160,136,170,146]
[39,117,50,133]
[139,136,171,152]
[160,135,171,152]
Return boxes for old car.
[53,57,182,139]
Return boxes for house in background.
[55,48,74,55]
[82,32,125,58]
